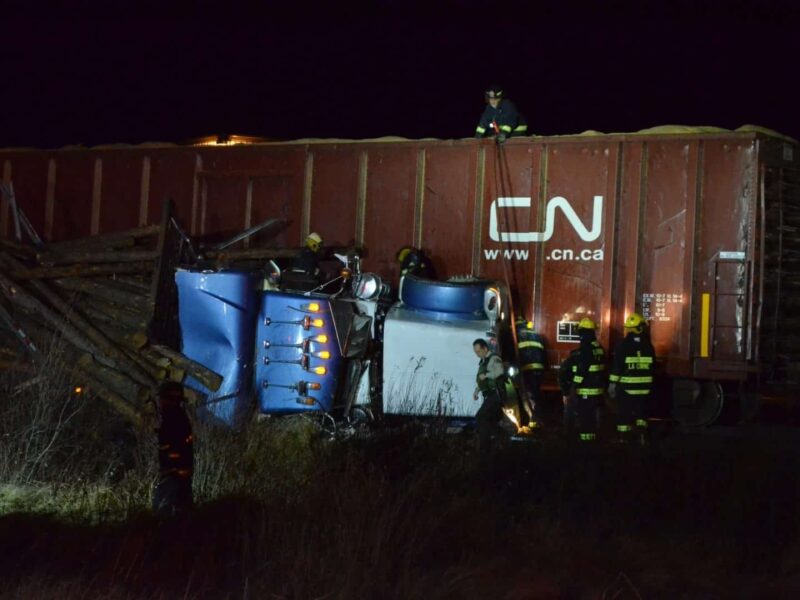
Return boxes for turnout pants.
[476,389,506,455]
[152,473,193,516]
[521,370,544,422]
[617,389,650,435]
[564,388,600,439]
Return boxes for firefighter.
[608,312,655,443]
[472,338,507,456]
[515,316,547,431]
[152,382,194,516]
[293,232,324,278]
[396,246,436,279]
[560,318,606,442]
[283,232,324,291]
[474,84,528,142]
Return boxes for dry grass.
[2,343,800,598]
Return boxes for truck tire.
[399,275,491,316]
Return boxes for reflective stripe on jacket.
[609,332,655,394]
[475,99,528,138]
[516,327,546,372]
[572,338,606,397]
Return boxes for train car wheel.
[672,379,724,427]
[717,381,761,425]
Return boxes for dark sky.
[3,1,800,148]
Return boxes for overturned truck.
[1,125,799,426]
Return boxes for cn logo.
[489,196,604,243]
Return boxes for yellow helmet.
[578,317,597,330]
[306,232,323,251]
[624,312,645,331]
[515,316,533,330]
[396,246,413,263]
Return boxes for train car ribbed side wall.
[1,134,795,388]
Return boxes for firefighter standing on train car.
[396,246,436,280]
[559,318,607,442]
[515,316,547,432]
[608,312,655,443]
[474,84,528,143]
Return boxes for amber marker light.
[316,351,331,359]
[315,334,328,343]
[303,302,321,313]
[298,381,323,394]
[301,316,324,330]
[312,366,327,375]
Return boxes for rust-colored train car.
[2,127,798,423]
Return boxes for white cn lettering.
[489,195,604,243]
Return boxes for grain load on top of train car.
[0,125,798,427]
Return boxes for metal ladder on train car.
[707,254,759,422]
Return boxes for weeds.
[2,346,800,597]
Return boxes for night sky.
[3,1,800,149]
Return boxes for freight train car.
[1,125,798,425]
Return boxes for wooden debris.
[0,214,211,427]
[151,344,223,392]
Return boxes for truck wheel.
[400,275,490,315]
[349,405,373,426]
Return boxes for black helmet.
[485,84,504,100]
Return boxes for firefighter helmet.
[305,232,323,251]
[485,84,504,100]
[624,312,645,332]
[515,316,533,330]
[578,317,597,330]
[396,246,413,263]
